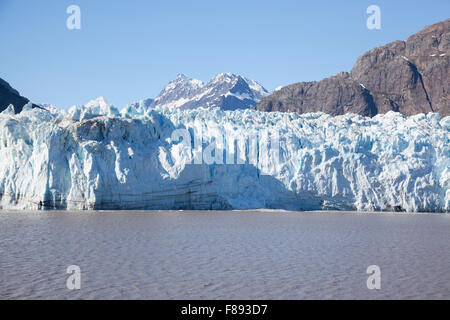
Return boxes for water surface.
[0,210,449,299]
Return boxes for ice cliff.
[0,104,448,212]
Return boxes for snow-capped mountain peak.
[162,73,204,93]
[152,74,205,108]
[210,72,236,83]
[148,73,269,111]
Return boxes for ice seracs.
[0,104,15,115]
[121,98,154,118]
[0,105,448,212]
[68,96,120,120]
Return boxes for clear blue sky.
[1,0,449,109]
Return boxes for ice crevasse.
[0,103,448,212]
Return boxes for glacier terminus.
[0,101,448,213]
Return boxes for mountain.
[256,19,450,117]
[149,73,269,110]
[150,73,204,109]
[1,73,267,115]
[0,78,38,113]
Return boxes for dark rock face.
[0,78,38,113]
[257,19,449,117]
[258,72,377,116]
[0,78,31,113]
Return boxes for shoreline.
[0,209,447,215]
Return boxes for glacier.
[0,103,448,212]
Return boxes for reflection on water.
[0,210,449,299]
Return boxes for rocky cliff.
[256,19,449,117]
[0,78,39,113]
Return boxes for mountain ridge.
[148,72,269,111]
[0,78,38,113]
[256,19,450,117]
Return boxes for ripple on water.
[0,210,449,299]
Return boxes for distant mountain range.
[1,19,448,117]
[127,72,269,111]
[256,19,449,117]
[1,72,268,115]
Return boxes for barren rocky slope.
[256,19,449,117]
